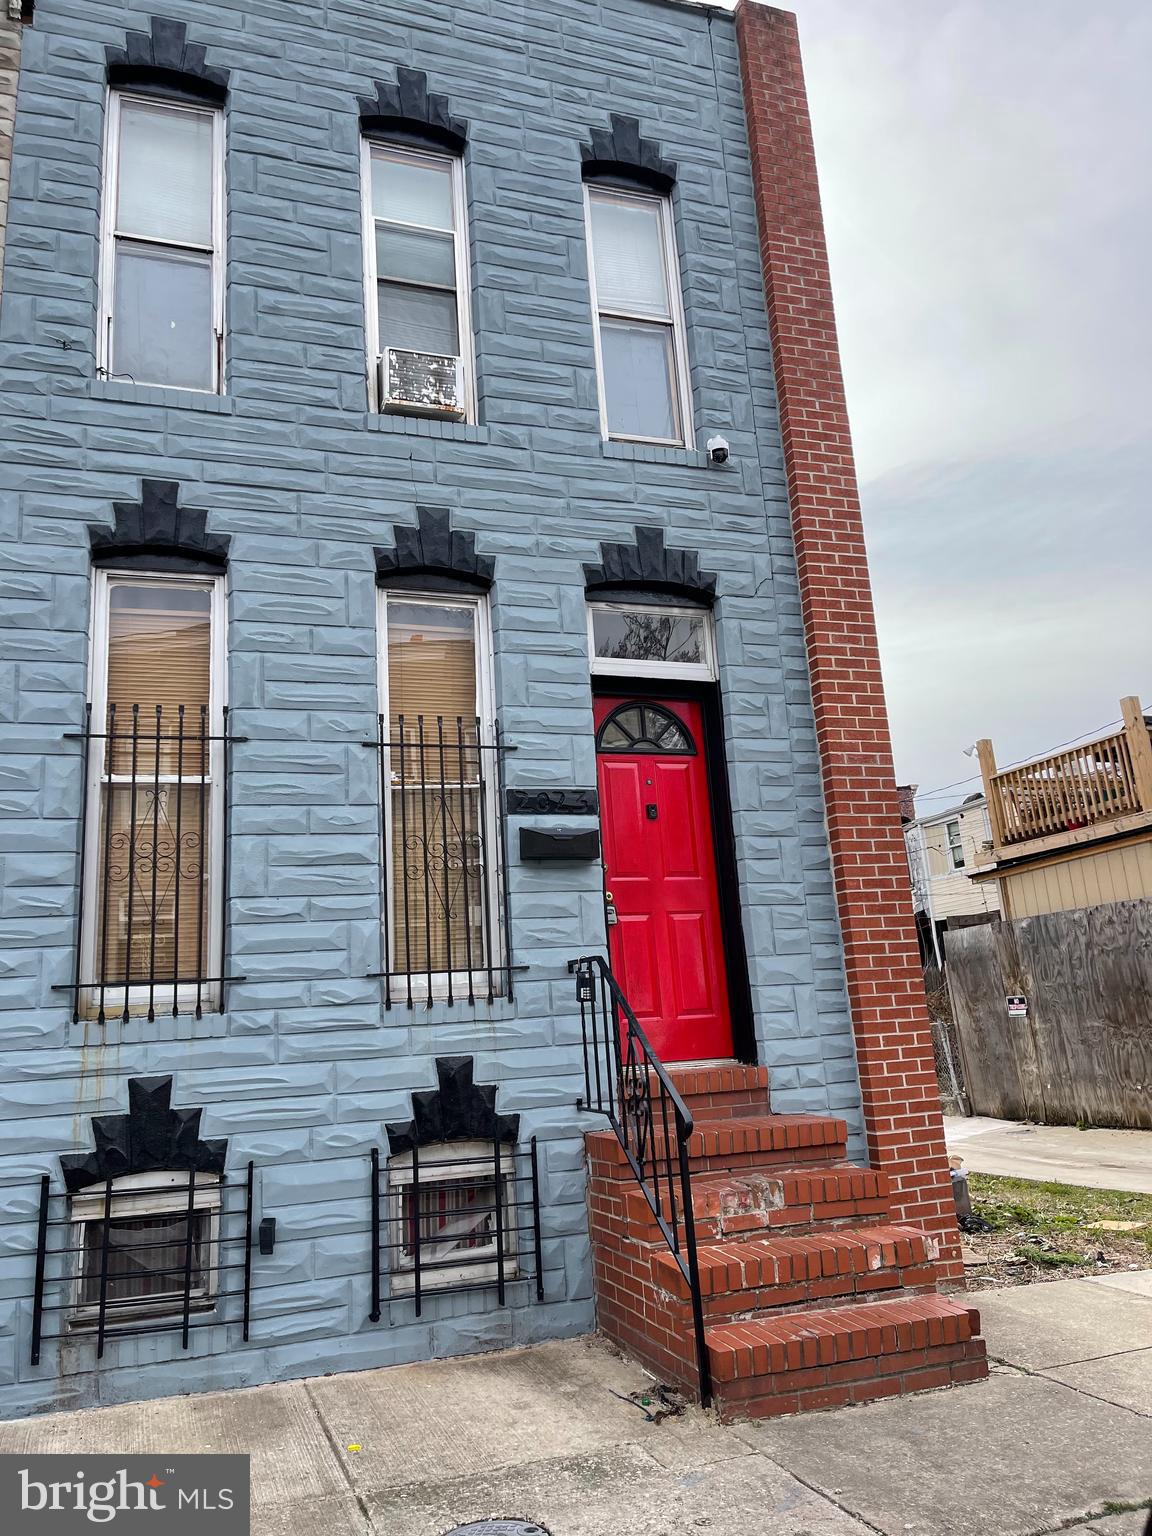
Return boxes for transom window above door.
[588,603,715,680]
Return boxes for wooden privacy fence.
[945,900,1152,1130]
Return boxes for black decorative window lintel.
[584,525,716,605]
[581,113,677,194]
[88,479,229,574]
[375,505,493,592]
[358,67,468,154]
[105,16,230,104]
[386,1057,519,1155]
[60,1076,228,1193]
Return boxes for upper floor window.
[81,571,227,1021]
[99,93,225,392]
[365,143,473,421]
[585,186,691,446]
[946,819,965,869]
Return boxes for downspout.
[917,822,944,971]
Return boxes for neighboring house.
[0,0,984,1420]
[904,794,1001,964]
[973,696,1152,919]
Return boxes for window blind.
[590,193,670,319]
[117,100,213,247]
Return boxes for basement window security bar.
[28,1166,257,1366]
[367,713,515,1009]
[60,704,247,1023]
[369,1140,544,1320]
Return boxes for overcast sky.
[733,0,1152,811]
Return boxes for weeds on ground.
[963,1173,1152,1286]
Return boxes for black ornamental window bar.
[62,702,245,1023]
[369,1140,543,1320]
[369,713,514,1008]
[28,1166,257,1366]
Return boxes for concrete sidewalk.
[946,1115,1152,1193]
[2,1273,1150,1536]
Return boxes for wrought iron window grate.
[368,714,514,1008]
[61,703,246,1023]
[370,1140,544,1319]
[27,1165,256,1365]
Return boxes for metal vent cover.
[442,1524,550,1535]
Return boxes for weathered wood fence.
[945,900,1152,1129]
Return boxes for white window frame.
[97,90,227,393]
[584,183,693,447]
[587,601,716,681]
[80,569,228,1018]
[377,589,503,999]
[946,819,966,870]
[387,1141,518,1294]
[361,140,476,421]
[69,1171,222,1328]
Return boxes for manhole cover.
[442,1524,550,1535]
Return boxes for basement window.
[387,1142,518,1294]
[69,1172,221,1328]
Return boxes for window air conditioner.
[378,348,465,419]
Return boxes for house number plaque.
[505,788,598,816]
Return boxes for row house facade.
[0,0,985,1420]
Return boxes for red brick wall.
[733,1,962,1277]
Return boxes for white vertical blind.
[590,191,670,319]
[117,99,214,247]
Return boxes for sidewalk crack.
[301,1379,381,1534]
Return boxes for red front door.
[595,696,733,1062]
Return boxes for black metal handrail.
[568,953,712,1409]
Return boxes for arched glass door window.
[596,702,696,755]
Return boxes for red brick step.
[707,1294,987,1419]
[651,1224,940,1316]
[588,1113,848,1186]
[651,1064,771,1121]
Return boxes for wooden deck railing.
[977,698,1152,856]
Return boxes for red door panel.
[595,696,733,1063]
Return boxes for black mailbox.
[519,828,601,862]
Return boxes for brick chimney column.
[734,1,962,1277]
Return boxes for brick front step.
[652,1224,940,1317]
[708,1295,986,1419]
[652,1064,771,1121]
[587,1114,848,1187]
[620,1163,891,1244]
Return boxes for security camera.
[706,435,731,465]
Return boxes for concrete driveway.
[1,1273,1149,1536]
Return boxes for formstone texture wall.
[0,0,865,1415]
[735,0,962,1277]
[0,4,22,301]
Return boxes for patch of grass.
[968,1172,1152,1238]
[1012,1244,1082,1268]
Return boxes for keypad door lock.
[646,803,658,821]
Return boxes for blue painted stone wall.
[0,0,864,1416]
